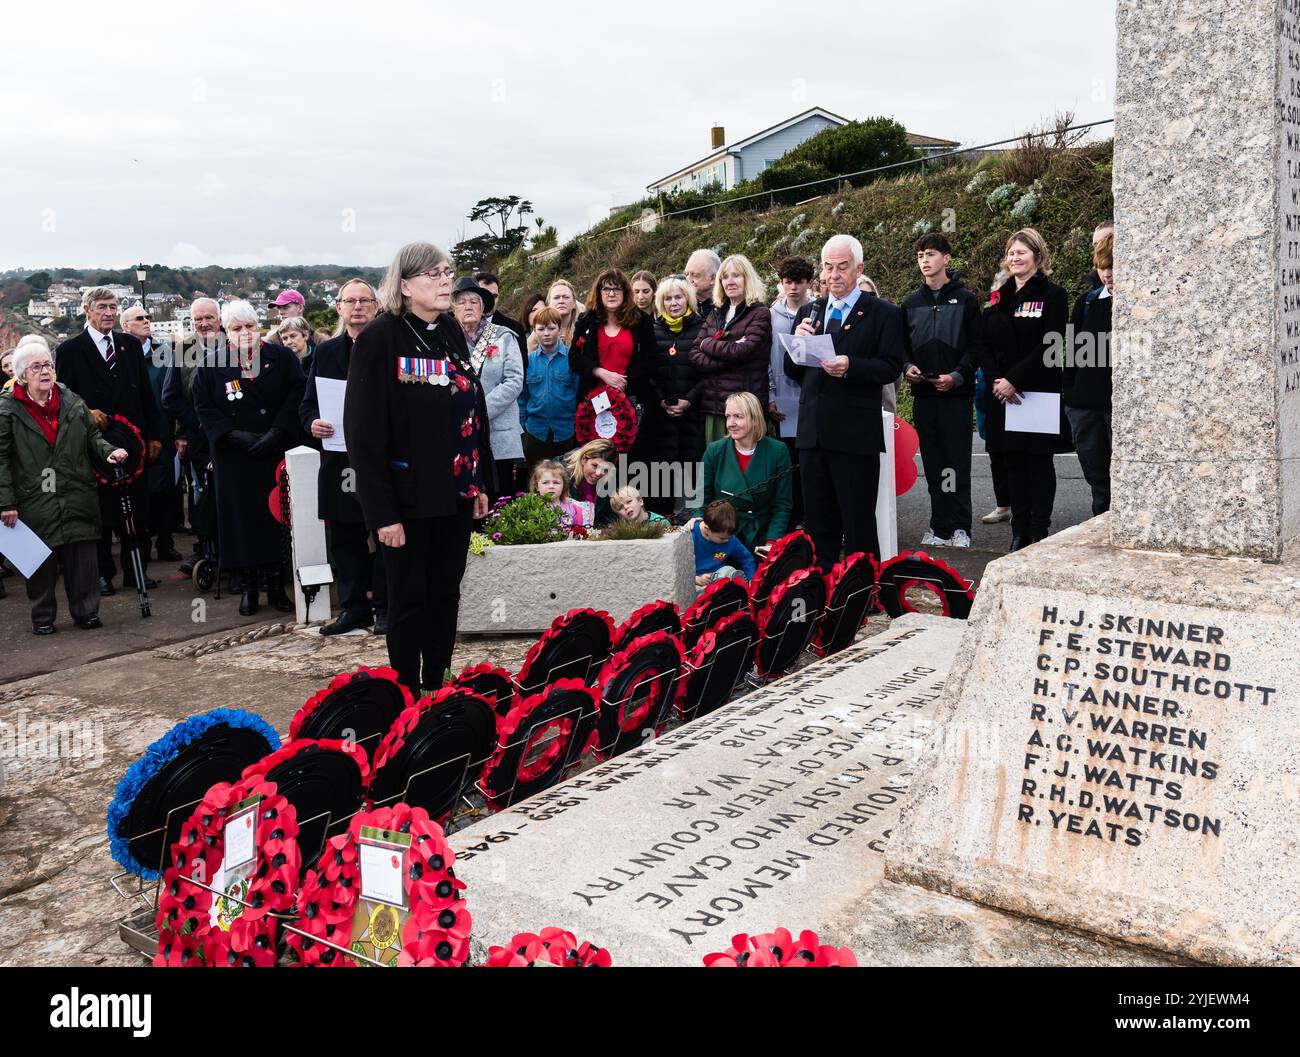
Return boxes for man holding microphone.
[784,234,905,571]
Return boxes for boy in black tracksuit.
[902,232,981,547]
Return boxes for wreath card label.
[212,795,260,932]
[351,826,412,967]
[590,391,617,439]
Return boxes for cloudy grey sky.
[0,1,1116,271]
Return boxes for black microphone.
[805,298,825,333]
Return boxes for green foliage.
[780,117,919,186]
[599,519,670,541]
[483,492,566,545]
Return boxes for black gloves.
[247,427,284,458]
[225,430,261,450]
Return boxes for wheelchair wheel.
[193,558,216,593]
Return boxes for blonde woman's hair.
[528,459,570,501]
[653,276,698,318]
[379,241,451,316]
[563,439,617,486]
[713,254,767,307]
[724,390,767,449]
[1004,228,1053,275]
[546,279,584,345]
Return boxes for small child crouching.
[529,459,585,533]
[691,500,756,592]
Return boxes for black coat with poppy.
[978,272,1073,455]
[300,332,364,523]
[567,309,658,409]
[193,342,305,568]
[641,311,707,469]
[343,312,497,532]
[783,294,906,455]
[687,301,773,417]
[55,329,164,444]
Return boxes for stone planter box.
[457,530,696,634]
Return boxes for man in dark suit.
[56,287,165,594]
[474,271,527,351]
[784,234,905,571]
[300,278,388,635]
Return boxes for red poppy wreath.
[485,927,612,967]
[284,803,470,967]
[154,775,301,968]
[574,384,638,452]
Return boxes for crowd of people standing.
[0,221,1115,694]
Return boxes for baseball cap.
[271,290,306,308]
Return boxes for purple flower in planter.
[492,532,502,541]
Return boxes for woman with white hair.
[0,340,128,631]
[687,253,773,444]
[643,275,706,516]
[192,300,305,614]
[343,241,495,693]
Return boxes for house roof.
[648,106,958,188]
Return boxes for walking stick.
[114,464,152,618]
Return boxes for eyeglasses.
[338,297,377,307]
[25,362,54,373]
[414,267,455,282]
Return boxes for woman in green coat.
[696,390,792,554]
[0,341,127,633]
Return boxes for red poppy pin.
[484,345,498,358]
[713,329,726,340]
[989,290,1001,307]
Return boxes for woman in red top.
[568,269,657,408]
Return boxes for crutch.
[114,465,151,618]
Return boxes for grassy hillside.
[496,137,1114,318]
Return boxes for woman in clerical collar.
[343,241,495,694]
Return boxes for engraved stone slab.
[449,616,964,966]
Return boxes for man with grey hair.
[163,296,222,570]
[784,233,905,571]
[684,249,721,313]
[122,305,183,563]
[56,287,164,594]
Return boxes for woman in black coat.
[979,229,1072,550]
[643,276,705,517]
[193,301,304,614]
[568,269,658,408]
[343,242,494,694]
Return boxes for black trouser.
[1004,451,1057,542]
[800,446,880,572]
[382,505,472,693]
[326,519,388,616]
[989,450,1011,509]
[27,539,100,626]
[914,397,973,538]
[492,458,524,502]
[146,488,180,558]
[522,433,576,476]
[1065,406,1112,515]
[98,478,150,582]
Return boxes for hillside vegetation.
[496,137,1114,315]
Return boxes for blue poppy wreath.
[106,709,281,880]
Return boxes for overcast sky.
[0,1,1116,272]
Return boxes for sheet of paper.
[316,377,348,452]
[1005,391,1062,434]
[778,331,837,367]
[0,518,52,578]
[359,835,408,909]
[775,394,799,438]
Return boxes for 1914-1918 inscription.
[1016,606,1277,847]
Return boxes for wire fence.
[553,117,1116,252]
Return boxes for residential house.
[647,106,959,195]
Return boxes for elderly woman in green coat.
[693,390,792,555]
[0,339,127,634]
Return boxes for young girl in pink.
[529,459,585,532]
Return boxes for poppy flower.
[989,290,1001,307]
[486,928,612,967]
